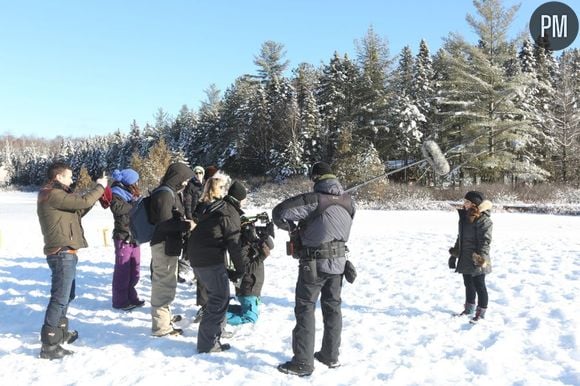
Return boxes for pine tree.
[317,52,360,161]
[220,76,258,173]
[293,63,323,166]
[543,50,580,183]
[175,105,197,164]
[389,46,425,177]
[196,84,223,166]
[132,138,173,192]
[438,0,546,183]
[75,165,93,192]
[412,39,436,138]
[519,39,536,74]
[332,125,386,202]
[354,26,391,149]
[254,41,290,82]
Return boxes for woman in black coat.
[187,178,248,353]
[450,191,493,323]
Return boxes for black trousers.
[193,264,229,353]
[291,265,343,368]
[462,274,488,308]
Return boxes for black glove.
[448,256,457,269]
[449,246,459,258]
[227,270,244,283]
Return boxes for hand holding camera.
[227,269,244,283]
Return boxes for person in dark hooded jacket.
[449,190,493,324]
[148,163,196,337]
[273,162,355,377]
[187,179,249,353]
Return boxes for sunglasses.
[195,171,204,175]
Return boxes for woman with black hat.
[449,190,493,323]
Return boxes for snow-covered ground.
[0,191,579,386]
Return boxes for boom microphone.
[345,140,450,193]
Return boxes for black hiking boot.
[277,361,313,377]
[198,340,231,353]
[63,330,79,344]
[314,351,341,368]
[40,344,73,360]
[57,318,78,344]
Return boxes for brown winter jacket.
[37,181,105,255]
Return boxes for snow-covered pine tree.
[543,50,580,183]
[412,39,436,139]
[354,26,391,153]
[388,46,425,181]
[196,84,223,167]
[219,76,258,174]
[293,63,324,167]
[175,105,198,165]
[438,0,547,183]
[332,125,386,202]
[317,52,360,161]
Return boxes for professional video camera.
[240,212,275,243]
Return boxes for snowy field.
[0,191,579,386]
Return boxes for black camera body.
[241,212,275,243]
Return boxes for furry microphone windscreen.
[421,140,450,175]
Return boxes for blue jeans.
[44,252,78,327]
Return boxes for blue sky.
[0,0,577,139]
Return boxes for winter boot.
[314,351,341,368]
[201,341,231,353]
[277,361,314,377]
[58,317,78,344]
[470,307,487,324]
[456,303,476,317]
[40,324,74,360]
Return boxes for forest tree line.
[2,0,579,192]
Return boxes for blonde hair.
[200,171,230,203]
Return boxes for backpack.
[129,186,174,245]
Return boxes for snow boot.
[40,324,73,360]
[470,307,487,324]
[314,351,341,368]
[58,317,78,344]
[204,342,231,353]
[455,302,476,317]
[277,361,314,377]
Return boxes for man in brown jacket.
[37,161,107,359]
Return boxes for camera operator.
[226,213,275,326]
[272,162,355,377]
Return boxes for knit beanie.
[205,165,218,179]
[464,191,484,206]
[193,165,205,174]
[112,168,139,185]
[310,161,333,180]
[228,180,247,201]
